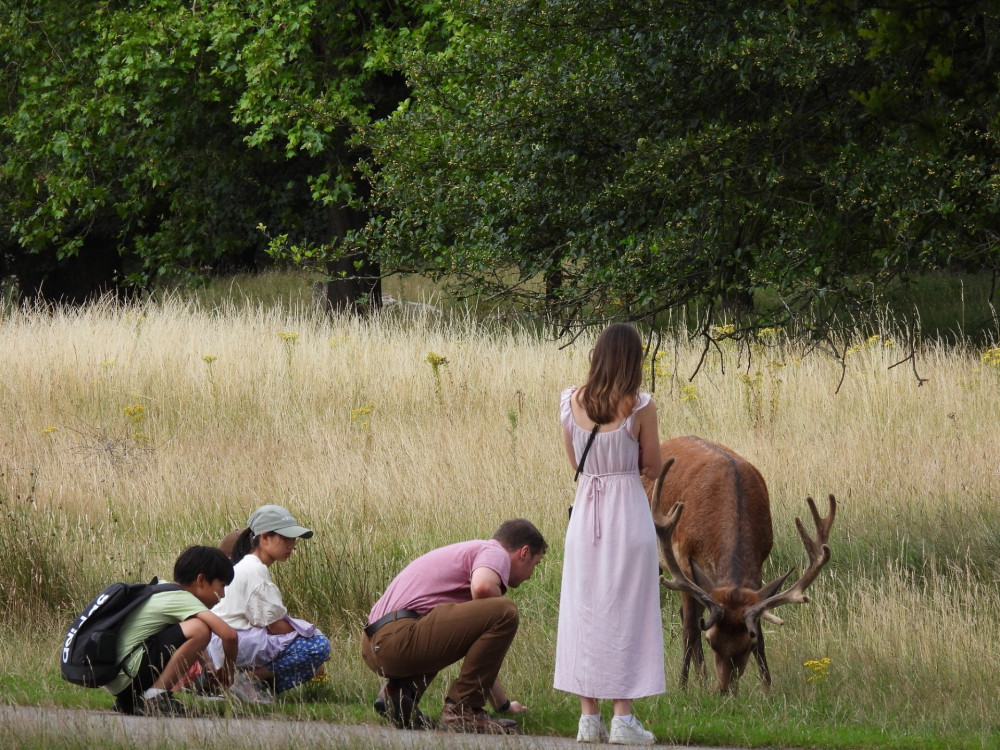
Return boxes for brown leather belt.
[364,609,421,638]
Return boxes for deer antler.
[744,494,836,637]
[649,457,674,523]
[651,460,724,631]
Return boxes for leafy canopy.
[354,0,1000,341]
[0,0,427,288]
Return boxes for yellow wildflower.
[425,352,449,368]
[981,348,1000,368]
[123,404,147,422]
[351,402,376,430]
[803,657,831,683]
[643,349,672,380]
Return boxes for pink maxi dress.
[553,386,666,699]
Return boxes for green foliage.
[836,1,1000,269]
[353,0,1000,341]
[4,0,999,336]
[0,1,427,292]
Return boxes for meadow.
[2,278,1000,749]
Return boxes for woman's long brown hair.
[578,323,644,424]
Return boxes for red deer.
[644,436,835,693]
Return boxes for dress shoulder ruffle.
[632,391,651,413]
[560,386,578,428]
[623,391,651,435]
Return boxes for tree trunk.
[319,202,381,316]
[319,254,382,316]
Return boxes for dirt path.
[1,705,750,749]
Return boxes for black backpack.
[60,578,183,687]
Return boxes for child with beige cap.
[208,504,329,700]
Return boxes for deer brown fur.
[644,436,835,693]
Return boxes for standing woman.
[208,504,330,698]
[554,323,665,745]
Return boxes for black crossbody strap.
[574,423,601,482]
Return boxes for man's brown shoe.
[439,701,518,734]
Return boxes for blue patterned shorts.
[269,633,331,693]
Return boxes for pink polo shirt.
[368,539,511,622]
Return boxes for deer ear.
[689,558,716,591]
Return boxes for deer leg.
[679,602,692,688]
[752,632,772,688]
[679,596,705,687]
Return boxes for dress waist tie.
[579,470,639,542]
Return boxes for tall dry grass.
[2,296,1000,744]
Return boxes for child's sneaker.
[139,691,188,717]
[577,714,609,743]
[228,671,273,705]
[609,715,655,745]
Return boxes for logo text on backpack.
[62,592,110,663]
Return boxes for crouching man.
[361,518,547,734]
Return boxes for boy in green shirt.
[108,546,238,716]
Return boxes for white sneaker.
[577,714,609,743]
[609,715,655,745]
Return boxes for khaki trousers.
[361,597,519,709]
